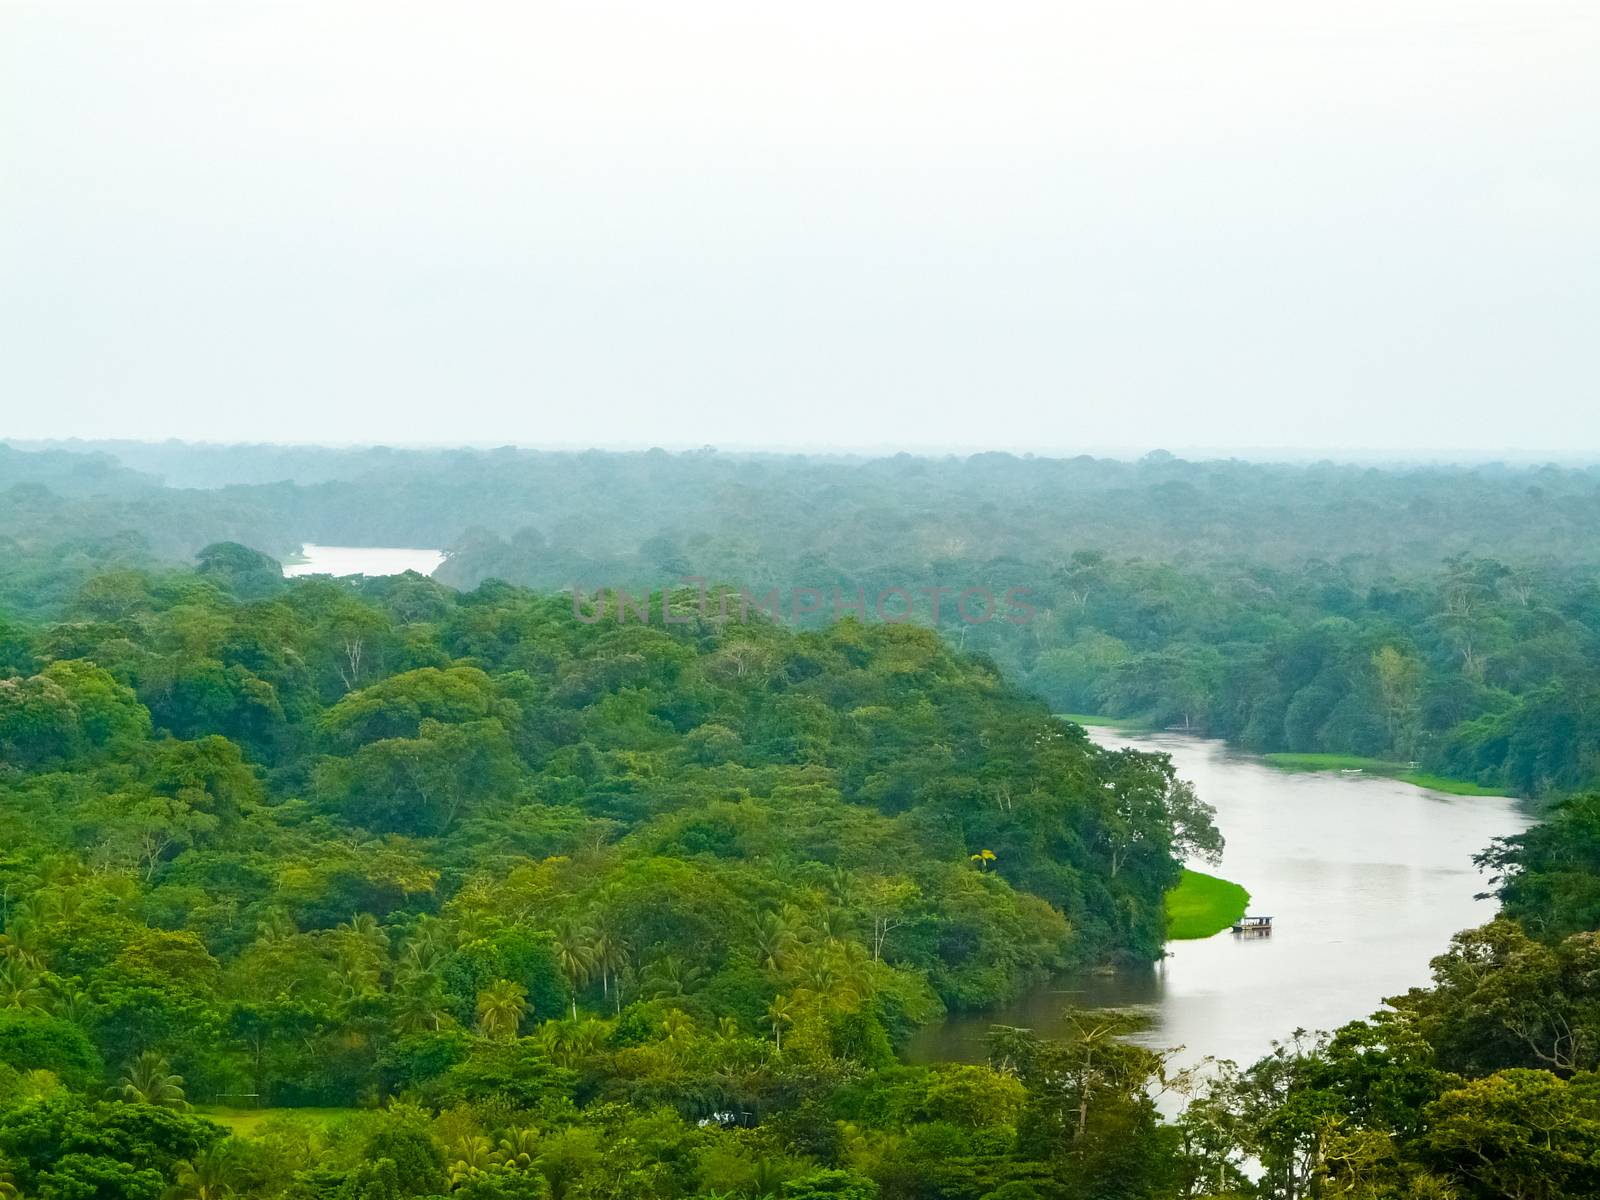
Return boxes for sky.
[2,1,1597,457]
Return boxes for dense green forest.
[1008,553,1600,797]
[7,443,1600,798]
[4,442,1600,1200]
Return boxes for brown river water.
[905,727,1530,1071]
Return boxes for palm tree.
[0,959,49,1012]
[392,974,450,1033]
[969,848,997,871]
[765,994,797,1052]
[639,955,703,999]
[497,1127,539,1169]
[829,940,876,1003]
[120,1051,187,1108]
[808,908,854,949]
[825,864,855,906]
[751,1159,794,1198]
[399,916,452,972]
[798,956,838,999]
[338,913,388,956]
[3,895,48,956]
[588,921,628,1012]
[334,946,381,1001]
[453,906,488,945]
[750,910,796,972]
[659,1009,697,1062]
[254,909,297,945]
[51,984,98,1026]
[449,1135,495,1185]
[475,978,527,1040]
[336,913,388,990]
[168,1144,239,1200]
[537,1016,609,1067]
[551,918,596,1020]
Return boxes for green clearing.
[1057,712,1148,730]
[1262,752,1506,797]
[1165,868,1250,940]
[193,1106,357,1137]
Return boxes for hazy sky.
[3,1,1597,455]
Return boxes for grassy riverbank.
[1261,752,1506,796]
[1165,868,1250,940]
[1057,712,1149,730]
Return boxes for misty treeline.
[6,442,1600,798]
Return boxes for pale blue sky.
[2,1,1597,456]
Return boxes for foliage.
[2,443,1600,1199]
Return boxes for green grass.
[1262,752,1405,773]
[1056,712,1148,730]
[1165,868,1250,940]
[1394,772,1507,797]
[1262,752,1507,797]
[193,1106,356,1137]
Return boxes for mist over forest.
[8,441,1600,797]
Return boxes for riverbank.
[1061,718,1504,798]
[1261,752,1506,796]
[1166,868,1249,939]
[1057,712,1149,730]
[904,726,1527,1071]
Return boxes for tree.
[0,1011,102,1088]
[0,960,50,1013]
[119,1053,187,1109]
[1478,791,1600,939]
[392,974,451,1034]
[1424,1069,1600,1200]
[94,791,218,881]
[987,1009,1179,1199]
[751,910,797,972]
[550,919,596,1020]
[1166,779,1223,867]
[767,994,798,1052]
[194,542,285,601]
[474,979,527,1041]
[1393,920,1600,1076]
[1372,645,1423,758]
[167,1143,242,1200]
[780,1170,879,1200]
[315,718,521,835]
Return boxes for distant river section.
[281,544,445,578]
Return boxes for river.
[905,726,1530,1071]
[282,544,445,578]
